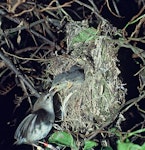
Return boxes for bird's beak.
[49,82,73,93]
[49,86,57,93]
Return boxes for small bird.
[14,91,55,146]
[51,65,85,90]
[14,65,85,148]
[50,65,85,119]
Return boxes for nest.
[46,20,126,137]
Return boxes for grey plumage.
[14,92,55,145]
[51,65,85,91]
[14,65,85,145]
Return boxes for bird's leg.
[38,141,58,150]
[32,143,44,150]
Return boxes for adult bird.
[14,91,55,148]
[14,65,85,148]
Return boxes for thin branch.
[1,48,49,61]
[74,0,105,21]
[0,49,40,98]
[3,14,60,48]
[39,0,74,12]
[106,0,124,18]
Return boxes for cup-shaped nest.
[45,20,126,138]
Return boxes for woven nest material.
[45,20,126,137]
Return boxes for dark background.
[0,0,145,149]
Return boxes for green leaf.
[117,140,142,150]
[140,143,145,150]
[101,146,113,150]
[83,140,98,150]
[109,128,121,137]
[72,27,98,44]
[48,131,77,150]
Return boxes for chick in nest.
[50,65,85,120]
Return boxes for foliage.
[83,140,98,150]
[48,131,98,150]
[48,131,77,149]
[116,128,145,150]
[117,140,145,150]
[72,27,98,44]
[48,128,145,150]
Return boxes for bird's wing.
[14,109,54,144]
[14,113,37,144]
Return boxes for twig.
[15,46,53,54]
[3,17,51,35]
[39,0,74,12]
[74,0,104,21]
[112,0,120,16]
[7,0,26,13]
[119,92,145,116]
[106,0,123,18]
[1,48,49,61]
[129,5,145,24]
[19,79,33,109]
[0,49,40,98]
[131,17,145,39]
[13,7,34,17]
[3,14,60,48]
[123,6,145,31]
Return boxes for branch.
[0,49,40,98]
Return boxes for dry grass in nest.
[45,21,126,138]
